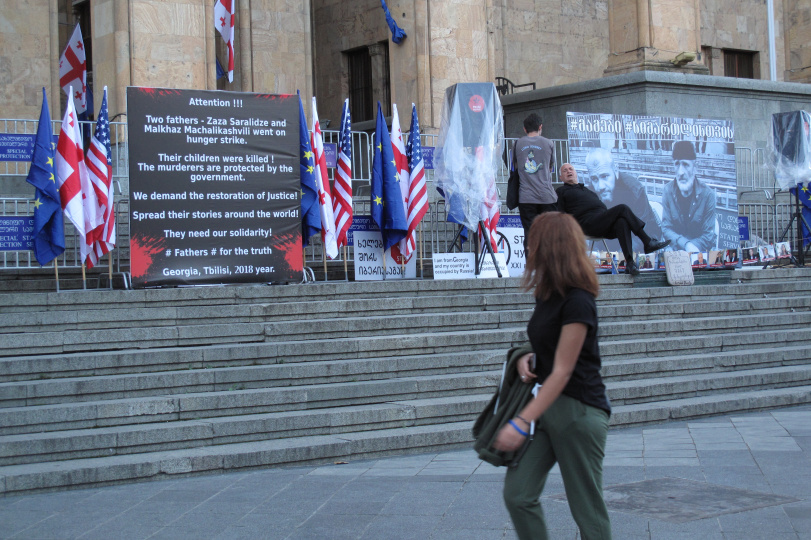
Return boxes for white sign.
[353,231,416,281]
[499,227,526,277]
[477,252,509,279]
[432,253,476,280]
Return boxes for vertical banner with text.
[128,88,301,287]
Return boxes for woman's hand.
[516,353,537,384]
[493,420,528,452]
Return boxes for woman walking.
[495,212,612,540]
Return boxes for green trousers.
[502,394,612,540]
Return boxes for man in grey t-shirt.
[513,113,557,250]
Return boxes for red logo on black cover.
[468,95,485,113]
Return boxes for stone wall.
[498,0,610,90]
[501,70,811,170]
[700,0,786,79]
[0,0,60,120]
[785,0,811,83]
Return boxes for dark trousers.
[503,394,612,540]
[579,204,649,262]
[519,203,559,251]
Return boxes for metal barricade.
[3,113,802,278]
[737,201,794,244]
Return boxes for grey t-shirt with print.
[514,135,556,205]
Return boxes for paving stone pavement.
[1,405,809,540]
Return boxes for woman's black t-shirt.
[527,287,611,415]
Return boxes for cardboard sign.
[432,253,476,280]
[353,231,416,280]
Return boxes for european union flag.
[25,88,64,266]
[789,183,811,247]
[371,102,407,250]
[380,0,406,44]
[298,92,321,246]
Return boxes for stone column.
[605,0,709,75]
[369,42,389,116]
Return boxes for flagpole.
[382,247,387,281]
[419,223,424,279]
[108,252,113,290]
[54,259,60,293]
[322,244,328,281]
[343,245,348,281]
[81,263,87,290]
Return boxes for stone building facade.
[1,1,809,130]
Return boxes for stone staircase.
[1,268,810,494]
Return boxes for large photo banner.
[566,112,739,255]
[128,88,300,287]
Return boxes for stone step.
[3,301,809,358]
[4,339,811,408]
[607,365,811,405]
[3,286,808,336]
[0,278,531,314]
[5,362,811,467]
[602,344,811,380]
[2,324,807,384]
[2,268,809,316]
[0,351,505,408]
[0,372,500,436]
[4,359,810,441]
[2,385,810,495]
[0,394,489,467]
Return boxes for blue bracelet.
[508,419,529,437]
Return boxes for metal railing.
[0,116,799,276]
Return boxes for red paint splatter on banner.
[136,88,182,99]
[273,233,303,273]
[255,94,294,102]
[130,234,167,279]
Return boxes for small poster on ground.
[742,247,760,264]
[637,254,656,271]
[775,242,791,259]
[432,253,476,280]
[353,231,416,281]
[690,252,708,268]
[709,250,725,268]
[759,245,776,262]
[477,252,509,279]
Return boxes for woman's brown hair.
[520,212,599,300]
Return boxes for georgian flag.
[389,104,410,263]
[59,24,87,114]
[311,97,338,259]
[214,0,235,83]
[55,89,92,238]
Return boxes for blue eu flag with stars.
[298,92,321,247]
[25,88,64,266]
[371,102,407,251]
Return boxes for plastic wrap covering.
[434,83,504,232]
[769,110,811,189]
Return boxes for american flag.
[404,104,428,260]
[214,0,235,83]
[333,99,352,249]
[84,87,116,268]
[311,97,338,259]
[390,105,410,263]
[59,24,87,114]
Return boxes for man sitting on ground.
[556,163,670,275]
